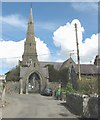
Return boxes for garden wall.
[66,93,98,118]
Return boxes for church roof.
[75,64,99,75]
[39,60,100,75]
[60,57,76,70]
[39,61,62,70]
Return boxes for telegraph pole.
[75,23,81,80]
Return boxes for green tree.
[66,81,74,95]
[5,66,20,82]
[45,64,69,88]
[59,68,69,87]
[45,64,59,82]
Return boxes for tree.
[45,64,69,87]
[59,68,69,88]
[5,66,20,82]
[66,81,74,95]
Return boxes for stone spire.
[29,4,33,23]
[22,5,38,66]
[26,4,34,38]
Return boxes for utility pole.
[75,23,81,80]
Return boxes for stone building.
[59,56,99,81]
[19,6,48,94]
[19,6,99,94]
[94,55,100,66]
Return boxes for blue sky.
[2,2,98,40]
[0,2,99,74]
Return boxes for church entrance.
[28,72,40,93]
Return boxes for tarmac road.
[2,93,79,118]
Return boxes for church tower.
[22,5,38,67]
[19,5,47,94]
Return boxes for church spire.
[29,4,33,24]
[22,4,38,66]
[26,4,34,36]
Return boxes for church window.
[34,63,35,67]
[29,58,32,64]
[30,43,31,46]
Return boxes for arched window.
[29,58,32,64]
[34,63,35,67]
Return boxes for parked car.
[41,88,53,96]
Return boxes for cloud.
[36,37,51,61]
[0,37,51,74]
[0,14,27,29]
[53,19,98,64]
[0,40,24,74]
[71,2,98,12]
[0,14,58,38]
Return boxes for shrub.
[5,66,20,82]
[77,76,98,95]
[66,81,74,95]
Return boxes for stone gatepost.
[20,78,23,94]
[25,80,28,94]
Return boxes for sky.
[0,1,99,75]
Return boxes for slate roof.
[60,57,76,70]
[39,62,62,79]
[75,64,99,75]
[39,60,100,75]
[39,62,62,70]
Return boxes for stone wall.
[66,93,98,118]
[66,93,83,115]
[48,82,58,90]
[88,96,98,118]
[5,81,20,94]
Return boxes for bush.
[77,76,98,95]
[5,66,20,82]
[66,82,74,95]
[46,64,69,87]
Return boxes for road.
[2,93,79,118]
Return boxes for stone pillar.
[26,80,28,94]
[20,78,23,94]
[1,87,5,107]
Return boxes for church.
[19,6,49,94]
[19,6,99,94]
